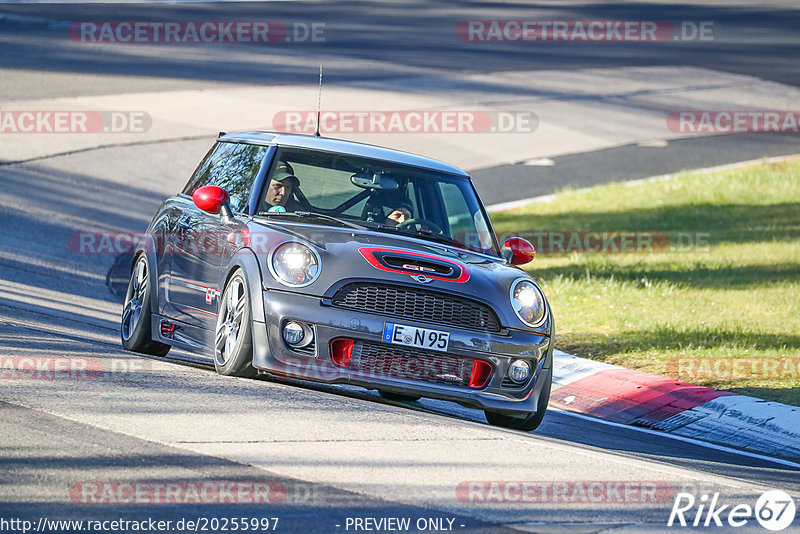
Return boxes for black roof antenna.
[314,65,323,137]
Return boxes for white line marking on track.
[551,407,800,470]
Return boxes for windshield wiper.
[372,224,469,250]
[257,210,366,230]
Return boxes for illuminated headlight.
[508,359,531,384]
[510,279,546,327]
[270,242,321,287]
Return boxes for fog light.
[283,322,305,345]
[508,359,531,384]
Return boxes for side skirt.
[151,314,211,355]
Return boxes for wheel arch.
[133,238,161,317]
[221,247,267,323]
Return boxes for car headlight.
[510,278,547,327]
[269,242,321,287]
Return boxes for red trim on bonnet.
[358,247,470,283]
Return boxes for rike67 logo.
[668,490,796,531]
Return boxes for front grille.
[332,283,501,332]
[351,341,475,387]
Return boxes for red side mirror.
[192,185,230,214]
[503,237,535,265]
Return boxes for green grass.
[491,158,800,405]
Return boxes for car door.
[168,142,270,346]
[168,201,224,334]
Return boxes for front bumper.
[251,289,553,415]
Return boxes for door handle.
[178,216,195,230]
[177,216,196,238]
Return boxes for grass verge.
[491,157,800,405]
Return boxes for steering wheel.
[396,218,444,235]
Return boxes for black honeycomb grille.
[331,283,501,332]
[352,341,474,387]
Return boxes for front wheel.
[121,255,170,356]
[214,270,257,377]
[484,373,551,431]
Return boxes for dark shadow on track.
[475,134,800,206]
[0,2,799,90]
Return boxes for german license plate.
[383,322,450,352]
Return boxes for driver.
[264,162,300,212]
[385,203,413,227]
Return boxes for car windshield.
[256,147,499,256]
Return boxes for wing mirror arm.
[219,202,233,226]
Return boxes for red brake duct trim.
[330,339,354,368]
[469,360,493,388]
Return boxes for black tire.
[213,270,257,377]
[121,255,170,357]
[378,390,422,402]
[484,373,551,432]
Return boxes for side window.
[182,142,237,196]
[182,142,268,214]
[215,144,268,213]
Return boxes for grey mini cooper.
[121,132,553,431]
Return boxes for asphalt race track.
[1,2,800,532]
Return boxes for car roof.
[218,131,470,177]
